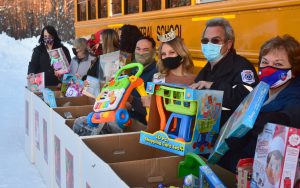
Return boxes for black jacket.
[129,62,158,125]
[195,50,259,125]
[218,77,300,172]
[28,44,71,86]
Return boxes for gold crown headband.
[157,29,177,42]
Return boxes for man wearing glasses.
[190,17,259,125]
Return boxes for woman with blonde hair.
[154,30,195,85]
[142,30,196,107]
[101,29,120,54]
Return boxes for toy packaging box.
[60,74,84,97]
[251,123,300,188]
[82,75,100,98]
[99,50,122,83]
[199,165,226,188]
[42,88,57,108]
[27,72,45,92]
[139,82,223,156]
[236,158,253,188]
[48,48,69,75]
[208,82,269,164]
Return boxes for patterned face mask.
[44,37,54,45]
[259,66,292,88]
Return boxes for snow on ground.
[0,33,72,188]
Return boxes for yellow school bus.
[74,0,300,71]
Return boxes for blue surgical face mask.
[201,42,223,62]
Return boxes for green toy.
[178,153,206,178]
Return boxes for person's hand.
[54,71,63,78]
[83,80,89,87]
[189,81,213,89]
[125,102,132,111]
[75,73,81,79]
[141,96,151,107]
[56,83,62,90]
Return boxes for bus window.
[125,0,139,14]
[196,0,223,3]
[143,0,161,12]
[166,0,191,8]
[77,0,87,21]
[111,0,122,16]
[98,0,108,18]
[88,0,96,20]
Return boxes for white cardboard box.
[24,87,35,163]
[32,93,54,188]
[81,132,183,188]
[51,105,94,188]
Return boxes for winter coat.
[195,50,259,125]
[69,55,96,80]
[27,44,71,86]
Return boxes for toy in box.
[199,165,226,188]
[139,82,223,155]
[251,123,300,188]
[99,50,122,83]
[42,88,57,108]
[86,63,149,128]
[48,48,69,75]
[60,74,84,97]
[178,153,226,188]
[82,75,100,98]
[208,82,269,164]
[27,72,45,92]
[236,158,254,188]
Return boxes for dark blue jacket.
[129,62,158,125]
[218,77,300,172]
[195,50,259,126]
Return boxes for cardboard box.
[208,82,269,164]
[54,105,94,120]
[251,123,300,188]
[24,87,35,163]
[52,107,147,188]
[81,132,183,188]
[55,96,95,108]
[140,82,223,156]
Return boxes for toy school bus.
[74,0,300,72]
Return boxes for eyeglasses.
[201,37,223,44]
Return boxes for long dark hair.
[119,24,143,54]
[38,25,62,47]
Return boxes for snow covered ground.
[0,33,72,188]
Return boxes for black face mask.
[72,48,78,56]
[162,55,183,70]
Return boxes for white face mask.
[201,42,224,63]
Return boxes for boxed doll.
[251,123,300,188]
[48,48,69,75]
